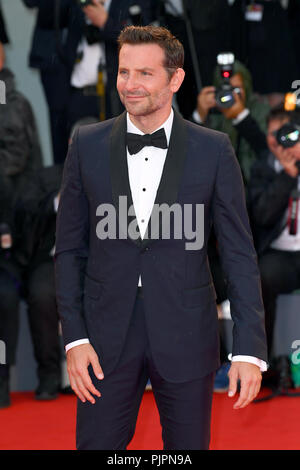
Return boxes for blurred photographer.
[23,0,154,163]
[247,108,300,372]
[193,55,270,186]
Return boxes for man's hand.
[196,86,217,122]
[0,42,5,71]
[228,362,262,409]
[275,145,299,178]
[1,234,12,249]
[84,0,108,28]
[67,343,104,404]
[220,91,245,120]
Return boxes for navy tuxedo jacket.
[55,110,267,383]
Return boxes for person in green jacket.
[194,60,270,187]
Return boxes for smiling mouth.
[125,95,145,100]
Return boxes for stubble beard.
[120,89,170,118]
[121,95,157,117]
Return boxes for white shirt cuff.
[54,195,60,213]
[65,338,90,352]
[232,108,250,125]
[192,109,203,124]
[229,354,268,372]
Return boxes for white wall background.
[2,0,53,166]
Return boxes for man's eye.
[142,71,151,76]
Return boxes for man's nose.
[125,74,140,92]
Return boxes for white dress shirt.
[127,109,174,286]
[65,109,268,371]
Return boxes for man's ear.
[170,68,185,93]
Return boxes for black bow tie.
[126,128,168,155]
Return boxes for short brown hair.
[267,105,291,126]
[117,25,184,80]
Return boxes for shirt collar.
[126,108,174,146]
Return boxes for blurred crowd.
[1,0,300,408]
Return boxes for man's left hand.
[84,0,108,28]
[228,362,262,409]
[220,91,245,120]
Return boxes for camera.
[274,122,300,148]
[215,53,241,109]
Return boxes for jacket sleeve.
[54,128,89,347]
[248,159,297,228]
[234,113,269,158]
[212,134,267,362]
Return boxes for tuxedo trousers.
[76,288,215,450]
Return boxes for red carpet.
[0,388,299,450]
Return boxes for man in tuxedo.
[55,25,268,450]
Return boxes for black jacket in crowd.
[0,68,43,203]
[234,113,299,255]
[0,3,9,44]
[248,153,298,256]
[0,66,43,281]
[15,164,63,274]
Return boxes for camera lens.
[215,88,235,109]
[275,123,300,148]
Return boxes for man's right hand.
[275,145,299,178]
[67,343,104,404]
[196,86,217,122]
